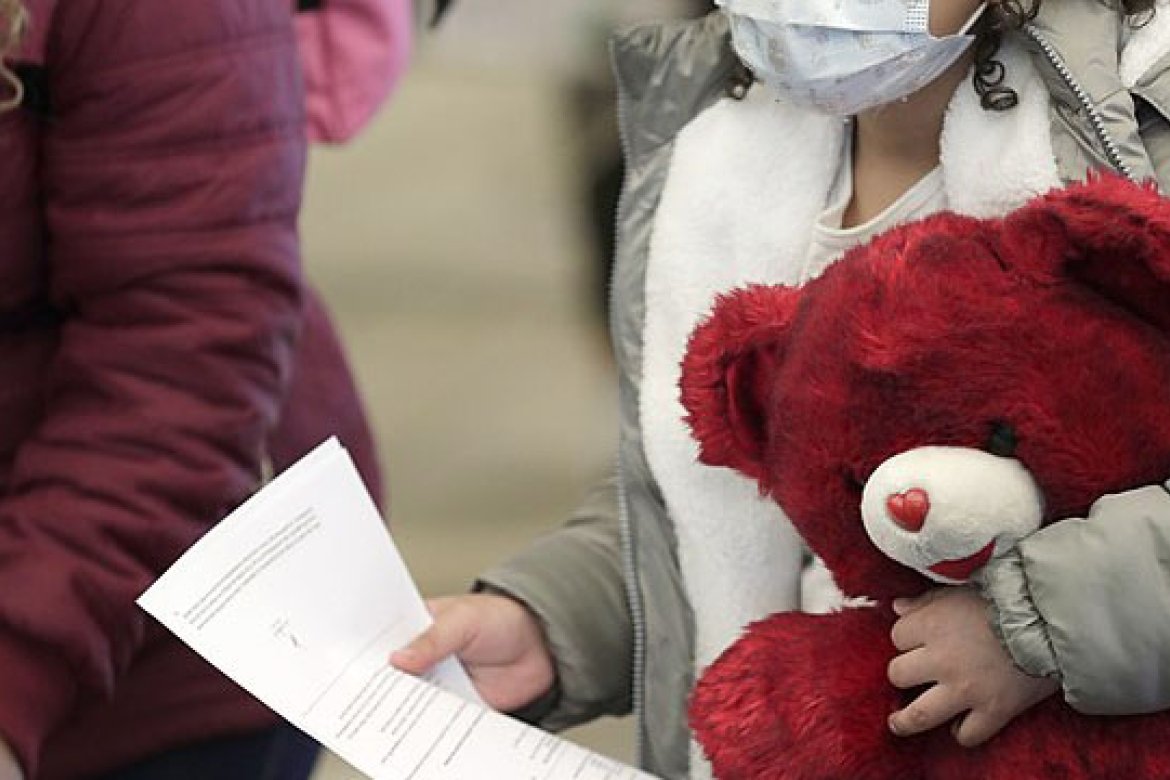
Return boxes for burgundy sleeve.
[0,1,306,770]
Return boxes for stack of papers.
[139,438,654,779]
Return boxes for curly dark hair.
[975,0,1158,110]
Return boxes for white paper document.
[139,438,654,780]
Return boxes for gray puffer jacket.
[482,5,1170,779]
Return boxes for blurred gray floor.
[300,14,637,778]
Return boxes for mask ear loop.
[960,2,990,34]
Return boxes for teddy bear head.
[680,176,1170,601]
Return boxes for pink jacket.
[3,0,382,774]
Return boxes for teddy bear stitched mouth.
[926,540,996,581]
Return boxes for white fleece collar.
[941,44,1063,217]
[641,38,1059,780]
[641,90,835,777]
[643,84,839,672]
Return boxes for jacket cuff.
[0,630,78,776]
[478,551,631,731]
[471,581,563,724]
[978,548,1061,679]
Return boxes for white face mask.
[716,0,986,116]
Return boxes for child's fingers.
[951,711,1001,748]
[391,601,476,675]
[951,708,1002,748]
[890,610,926,652]
[954,673,1060,748]
[892,587,945,617]
[390,629,446,675]
[887,647,934,690]
[888,683,961,737]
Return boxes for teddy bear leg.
[691,607,920,780]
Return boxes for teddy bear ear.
[680,284,803,484]
[998,174,1170,332]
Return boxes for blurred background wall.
[302,2,706,776]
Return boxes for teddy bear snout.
[860,446,1045,582]
[886,488,930,532]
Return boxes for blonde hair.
[0,0,29,113]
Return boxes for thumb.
[390,602,474,675]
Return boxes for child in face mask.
[394,1,1170,777]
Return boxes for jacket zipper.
[616,455,647,765]
[1021,23,1137,182]
[609,36,649,768]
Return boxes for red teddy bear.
[679,175,1170,779]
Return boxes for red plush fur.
[680,176,1170,779]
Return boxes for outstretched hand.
[886,587,1059,747]
[391,593,556,713]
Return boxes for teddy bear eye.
[841,468,866,493]
[986,420,1018,458]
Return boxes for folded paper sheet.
[139,438,653,780]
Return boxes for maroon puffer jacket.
[0,1,381,775]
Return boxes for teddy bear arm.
[691,607,921,779]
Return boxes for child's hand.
[886,587,1059,747]
[391,592,556,713]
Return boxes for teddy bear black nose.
[886,488,930,533]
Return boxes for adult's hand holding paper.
[139,438,653,780]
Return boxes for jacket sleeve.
[981,484,1170,714]
[478,474,634,731]
[0,1,305,772]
